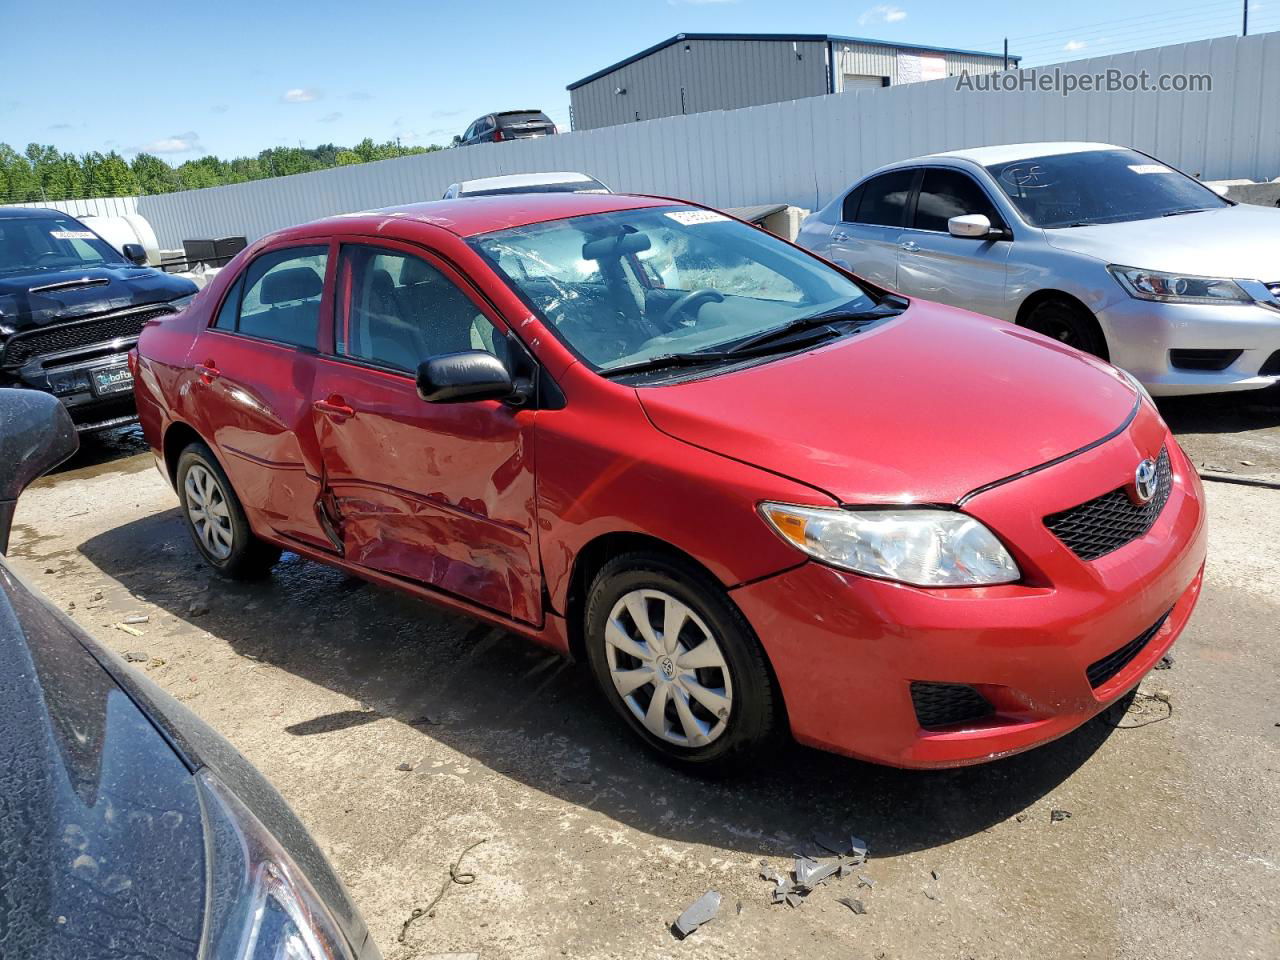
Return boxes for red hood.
[637,303,1139,505]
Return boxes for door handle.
[900,240,920,252]
[195,360,220,384]
[313,396,355,420]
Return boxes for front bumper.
[1098,296,1280,395]
[2,349,138,432]
[733,409,1207,768]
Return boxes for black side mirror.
[122,243,148,266]
[417,351,515,404]
[0,389,78,554]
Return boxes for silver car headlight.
[759,503,1020,587]
[1108,265,1251,304]
[197,770,369,960]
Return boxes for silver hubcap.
[604,589,733,747]
[184,463,233,561]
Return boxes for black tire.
[175,442,281,580]
[584,550,781,775]
[1023,298,1108,359]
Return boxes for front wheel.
[176,443,281,580]
[1022,298,1108,359]
[584,551,781,774]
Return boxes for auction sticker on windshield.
[50,230,98,240]
[665,210,729,225]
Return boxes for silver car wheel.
[604,588,734,747]
[184,463,234,561]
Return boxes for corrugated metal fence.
[135,32,1280,248]
[10,196,139,219]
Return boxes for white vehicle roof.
[924,142,1120,166]
[455,172,603,192]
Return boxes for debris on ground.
[1050,809,1072,823]
[759,833,871,909]
[124,651,148,662]
[399,839,486,943]
[1155,653,1175,670]
[114,622,143,637]
[1015,813,1028,823]
[396,762,416,772]
[1103,691,1174,728]
[930,869,939,881]
[188,601,209,617]
[857,875,875,889]
[836,896,867,915]
[672,890,721,939]
[924,888,943,902]
[122,614,150,625]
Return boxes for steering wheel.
[659,289,724,328]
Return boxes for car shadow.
[1157,382,1280,436]
[53,425,152,476]
[79,508,1119,858]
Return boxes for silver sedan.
[796,141,1280,396]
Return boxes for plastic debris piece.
[924,888,942,901]
[784,892,803,908]
[793,855,841,890]
[123,614,150,625]
[672,891,721,939]
[115,623,143,637]
[396,762,415,772]
[1155,653,1174,670]
[124,650,148,662]
[850,836,869,862]
[931,869,940,881]
[857,875,875,889]
[1050,809,1071,823]
[837,897,867,915]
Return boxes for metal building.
[568,33,1017,131]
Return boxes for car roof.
[920,141,1121,167]
[0,206,74,219]
[284,192,678,241]
[456,172,599,192]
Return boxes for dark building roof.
[568,33,1019,90]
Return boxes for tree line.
[0,138,444,204]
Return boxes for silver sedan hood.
[1042,204,1280,281]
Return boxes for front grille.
[1261,349,1280,377]
[1045,447,1172,562]
[910,681,994,730]
[1169,348,1241,372]
[1,305,174,368]
[1086,611,1171,689]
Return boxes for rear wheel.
[584,551,780,774]
[176,443,281,580]
[1023,298,1108,359]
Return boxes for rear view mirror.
[0,390,78,553]
[948,214,999,239]
[417,351,514,404]
[582,231,651,261]
[123,242,148,266]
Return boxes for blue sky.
[0,0,1266,162]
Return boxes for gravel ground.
[7,404,1280,960]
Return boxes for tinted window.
[236,246,327,347]
[914,169,1003,232]
[213,275,243,330]
[983,148,1229,228]
[855,170,916,227]
[336,246,504,373]
[840,185,863,223]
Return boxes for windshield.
[0,216,124,275]
[471,206,876,373]
[984,149,1229,228]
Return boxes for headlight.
[197,770,368,960]
[1108,265,1251,304]
[759,503,1020,587]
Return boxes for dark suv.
[0,207,197,432]
[457,110,557,146]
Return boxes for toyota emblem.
[1134,458,1158,503]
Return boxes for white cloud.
[859,4,907,25]
[138,131,203,154]
[282,88,321,103]
[1063,39,1087,52]
[319,111,343,123]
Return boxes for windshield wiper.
[1162,208,1214,217]
[599,351,738,379]
[720,297,905,355]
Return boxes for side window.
[234,246,328,347]
[840,185,864,223]
[914,169,1004,232]
[336,245,506,373]
[213,275,243,329]
[854,170,916,227]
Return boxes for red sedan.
[132,193,1206,772]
